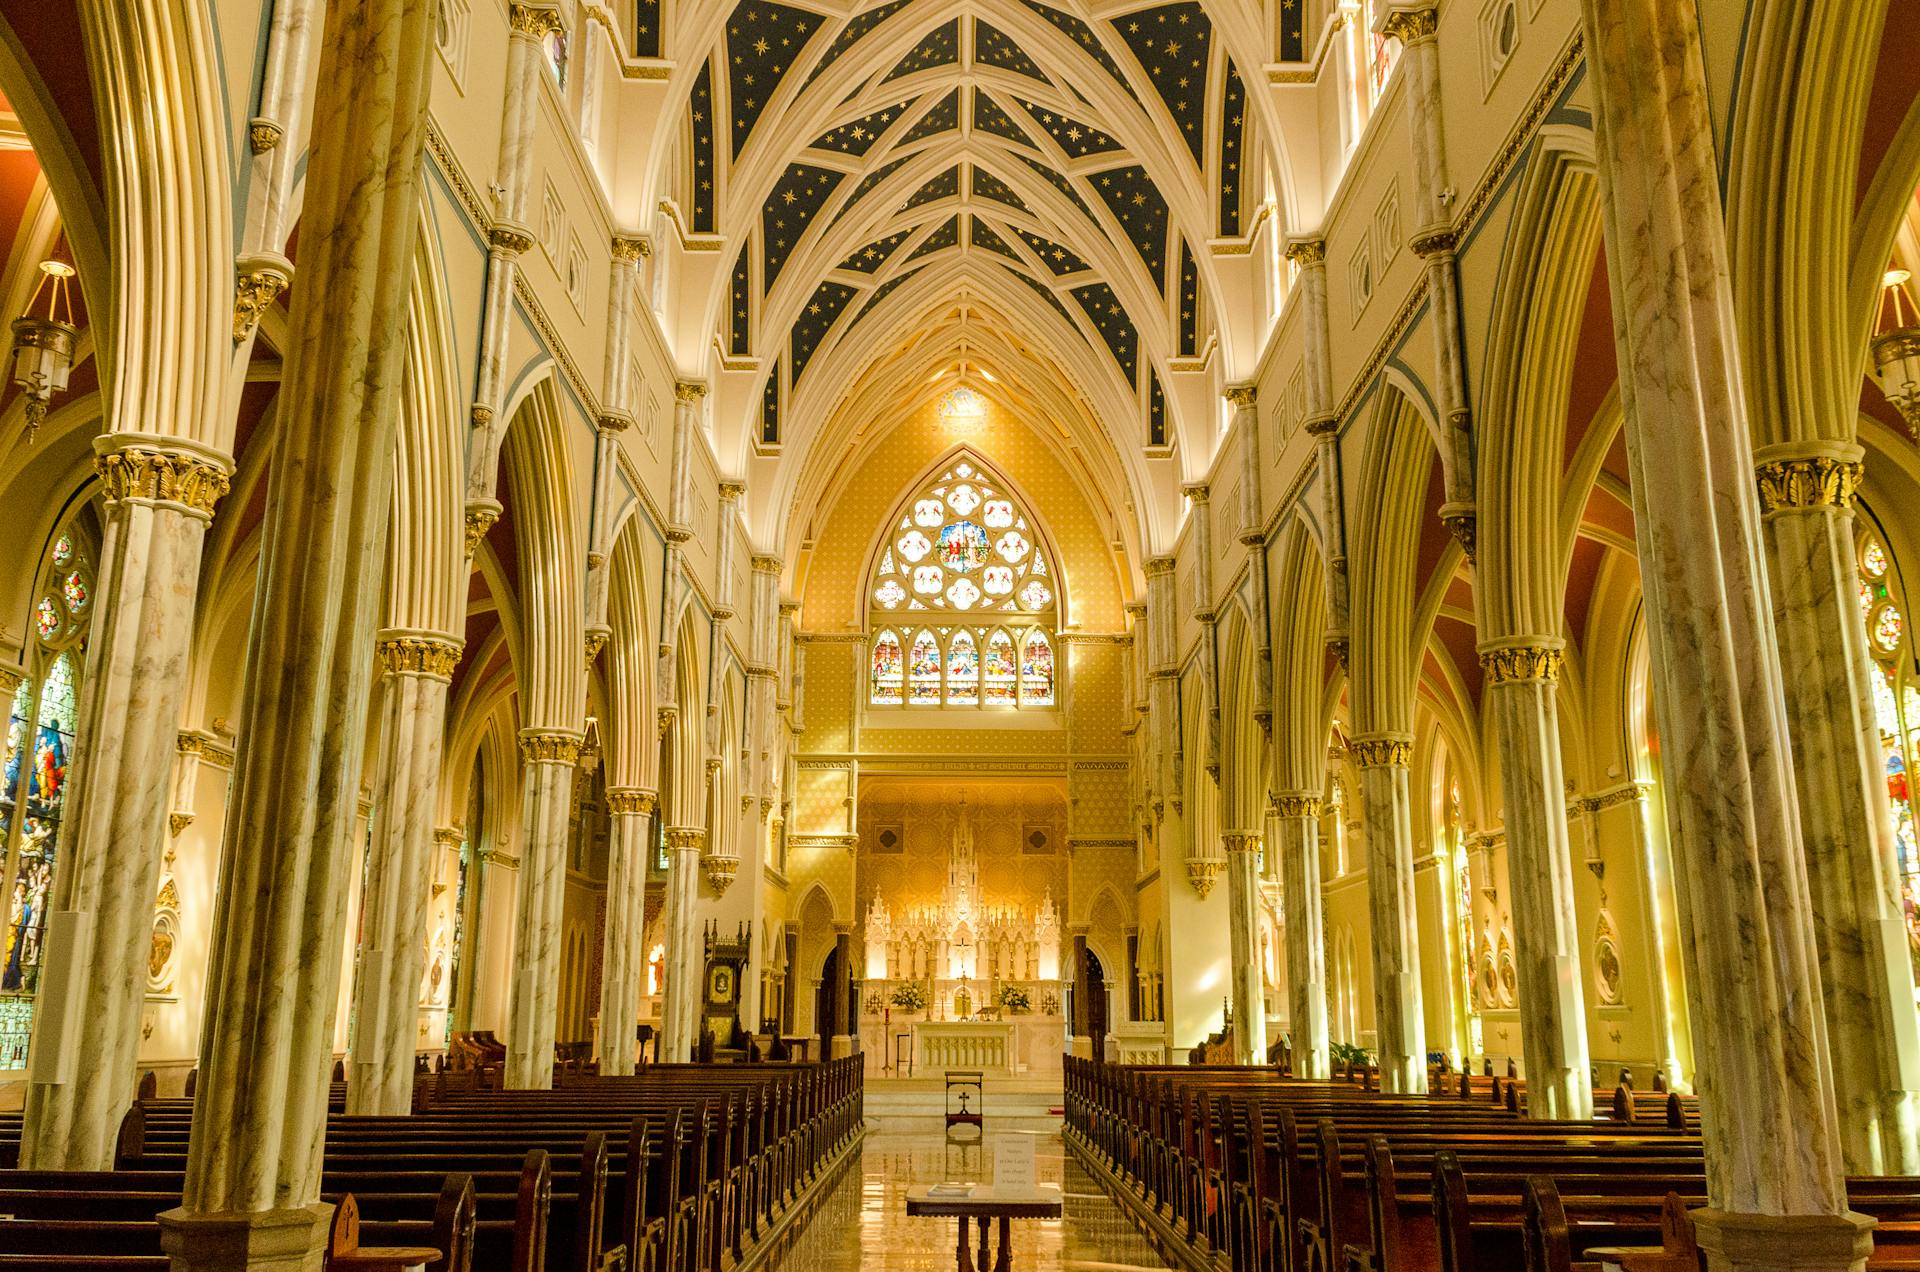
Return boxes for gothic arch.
[603,516,658,793]
[1348,385,1445,735]
[498,377,586,731]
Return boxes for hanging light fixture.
[1871,268,1920,442]
[578,714,602,775]
[10,259,78,446]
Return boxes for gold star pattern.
[689,62,717,231]
[726,0,825,157]
[882,18,959,83]
[1109,1,1211,166]
[761,162,847,288]
[790,280,859,381]
[975,20,1049,83]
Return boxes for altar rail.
[917,1022,1017,1075]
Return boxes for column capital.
[508,3,564,37]
[487,221,537,255]
[1144,555,1177,577]
[1304,413,1339,437]
[751,553,783,574]
[1348,733,1413,768]
[1186,860,1222,898]
[674,379,708,403]
[1478,638,1565,685]
[93,434,234,519]
[1379,5,1439,45]
[1284,236,1326,265]
[1182,481,1210,503]
[717,479,745,500]
[463,498,502,558]
[664,827,706,852]
[607,788,658,816]
[433,826,464,849]
[1755,454,1861,515]
[1224,383,1258,409]
[374,630,463,680]
[0,665,22,695]
[596,409,634,434]
[518,729,583,765]
[1222,831,1261,855]
[611,233,652,262]
[1271,793,1323,818]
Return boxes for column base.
[1691,1208,1873,1272]
[1070,1035,1093,1060]
[158,1204,333,1272]
[831,1035,855,1060]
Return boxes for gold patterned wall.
[856,779,1070,924]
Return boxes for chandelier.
[1870,268,1920,442]
[10,259,78,447]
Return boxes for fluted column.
[1754,448,1920,1174]
[504,729,581,1089]
[1273,794,1330,1079]
[660,827,706,1061]
[1222,833,1266,1064]
[1580,0,1865,1261]
[599,789,657,1076]
[1352,734,1425,1093]
[346,633,461,1115]
[1229,385,1275,733]
[21,441,230,1170]
[1481,640,1592,1120]
[154,0,437,1259]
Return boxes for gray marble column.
[1482,640,1593,1120]
[1286,238,1351,654]
[1223,833,1267,1064]
[660,827,705,1062]
[1757,447,1920,1175]
[504,731,580,1090]
[1580,0,1866,1260]
[155,0,437,1260]
[1353,735,1426,1093]
[1273,796,1331,1079]
[21,441,229,1171]
[598,790,656,1076]
[346,633,461,1116]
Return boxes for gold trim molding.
[1755,456,1861,514]
[1221,832,1261,855]
[1349,736,1412,768]
[96,447,232,516]
[1380,6,1439,44]
[1272,794,1323,818]
[376,634,463,679]
[675,380,708,402]
[606,789,658,816]
[519,730,583,764]
[1480,643,1563,685]
[664,827,707,852]
[509,3,564,37]
[1225,383,1258,409]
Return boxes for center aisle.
[779,1128,1172,1271]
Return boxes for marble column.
[660,827,705,1062]
[1223,833,1267,1064]
[1481,640,1593,1120]
[347,632,462,1115]
[1286,238,1350,654]
[1620,783,1689,1090]
[1352,735,1426,1093]
[830,927,854,1059]
[1273,795,1331,1079]
[20,440,230,1171]
[156,0,438,1261]
[1070,929,1093,1059]
[504,730,581,1090]
[1758,447,1920,1175]
[598,790,656,1076]
[1580,0,1866,1260]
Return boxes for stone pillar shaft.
[598,791,656,1077]
[347,635,460,1115]
[1223,834,1266,1064]
[1482,641,1593,1120]
[1353,736,1426,1093]
[1274,798,1330,1079]
[504,733,580,1090]
[1579,0,1857,1247]
[158,0,438,1258]
[660,829,705,1061]
[1758,450,1920,1175]
[21,440,230,1170]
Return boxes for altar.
[861,1015,1066,1077]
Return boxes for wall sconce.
[10,260,78,446]
[1871,268,1920,442]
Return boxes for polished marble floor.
[777,1128,1172,1270]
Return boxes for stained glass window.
[868,456,1060,708]
[1860,527,1920,977]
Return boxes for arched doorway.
[1085,948,1108,1058]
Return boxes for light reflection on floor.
[778,1129,1170,1271]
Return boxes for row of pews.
[0,1056,864,1271]
[1063,1055,1920,1272]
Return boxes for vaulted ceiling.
[660,0,1299,556]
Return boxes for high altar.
[858,798,1066,1075]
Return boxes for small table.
[906,1184,1063,1272]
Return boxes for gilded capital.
[611,234,651,262]
[674,380,708,403]
[247,118,284,154]
[1325,633,1350,669]
[376,633,463,679]
[1410,226,1458,258]
[717,479,746,500]
[751,553,783,574]
[1480,642,1564,685]
[1183,482,1210,504]
[463,503,501,558]
[703,853,739,892]
[489,223,536,256]
[584,630,609,665]
[1349,735,1413,768]
[509,3,564,37]
[1439,505,1477,563]
[433,826,465,849]
[0,666,22,695]
[519,730,584,765]
[1187,858,1222,898]
[1381,6,1439,45]
[597,410,634,434]
[1304,413,1339,437]
[1225,383,1258,409]
[233,262,290,343]
[1755,456,1861,515]
[1272,794,1323,819]
[1221,832,1261,855]
[1284,237,1326,266]
[606,788,658,816]
[664,827,707,852]
[95,446,232,517]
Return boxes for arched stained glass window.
[867,455,1062,709]
[0,529,94,1065]
[1861,525,1920,978]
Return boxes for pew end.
[327,1193,447,1271]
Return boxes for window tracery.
[1860,525,1920,976]
[0,531,94,1066]
[868,458,1058,709]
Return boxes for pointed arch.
[604,515,657,792]
[1270,513,1336,794]
[498,377,585,730]
[1349,386,1445,735]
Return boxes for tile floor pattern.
[776,1128,1172,1271]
